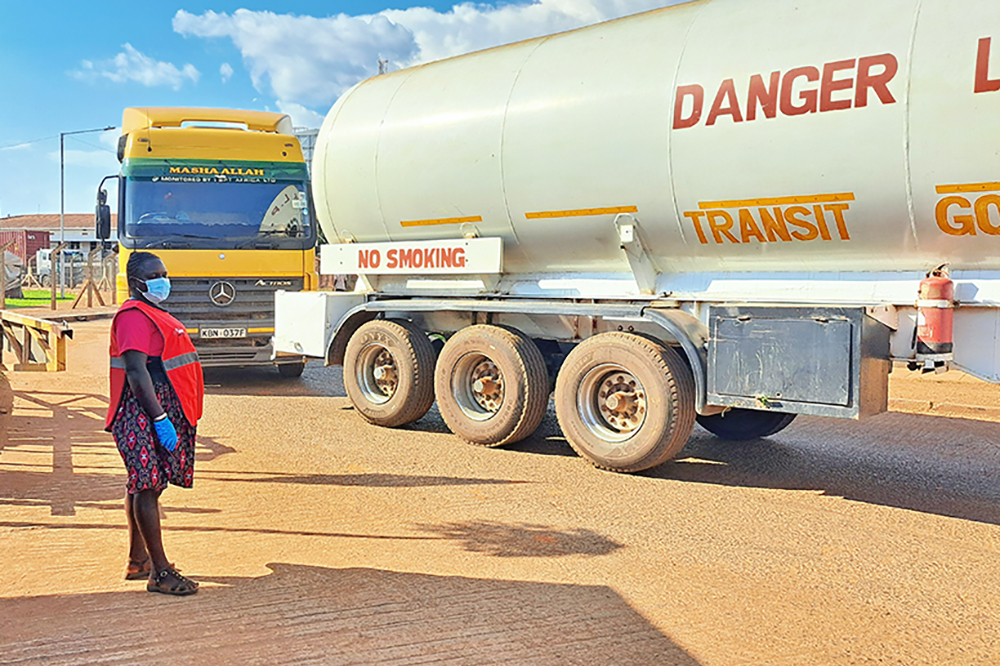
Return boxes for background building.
[0,213,116,256]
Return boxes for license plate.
[200,327,247,339]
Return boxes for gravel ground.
[1,319,999,665]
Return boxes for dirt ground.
[1,318,999,665]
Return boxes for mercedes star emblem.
[209,281,236,307]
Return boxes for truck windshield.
[123,179,313,249]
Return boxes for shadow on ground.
[0,517,620,558]
[0,564,699,665]
[417,520,622,557]
[651,412,1000,526]
[203,362,346,398]
[359,386,1000,526]
[0,385,232,516]
[200,469,526,488]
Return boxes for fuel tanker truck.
[273,0,1000,472]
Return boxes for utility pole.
[60,126,115,298]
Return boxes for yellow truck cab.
[97,107,317,376]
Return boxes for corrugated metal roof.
[0,214,116,230]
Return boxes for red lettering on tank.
[855,54,897,107]
[673,84,704,129]
[975,37,1000,93]
[386,248,398,269]
[706,78,743,125]
[820,59,855,112]
[454,248,466,268]
[674,52,897,129]
[746,72,779,121]
[780,67,819,116]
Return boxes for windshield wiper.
[235,238,278,249]
[141,233,223,249]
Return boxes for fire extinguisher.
[915,264,954,371]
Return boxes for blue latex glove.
[154,416,178,452]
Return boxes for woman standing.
[106,251,204,596]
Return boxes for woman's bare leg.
[133,488,170,573]
[125,493,148,564]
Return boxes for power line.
[0,134,58,151]
[65,134,117,155]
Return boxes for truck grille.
[160,276,304,366]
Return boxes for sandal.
[125,558,177,581]
[146,568,198,596]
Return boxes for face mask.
[142,277,171,304]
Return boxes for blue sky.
[0,0,669,217]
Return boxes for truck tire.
[277,361,306,378]
[344,319,437,427]
[434,325,549,447]
[555,332,696,473]
[696,409,797,440]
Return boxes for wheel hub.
[372,349,398,396]
[597,373,645,433]
[470,360,503,412]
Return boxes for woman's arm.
[121,349,166,420]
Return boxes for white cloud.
[73,44,200,90]
[173,1,673,110]
[221,62,234,83]
[0,143,33,152]
[174,10,416,107]
[382,0,669,64]
[276,101,326,129]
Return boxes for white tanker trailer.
[274,0,1000,472]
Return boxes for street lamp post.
[59,126,115,297]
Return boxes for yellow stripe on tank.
[936,182,1000,194]
[699,193,855,209]
[524,205,638,219]
[400,215,483,228]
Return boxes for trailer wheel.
[344,319,436,427]
[696,409,796,440]
[555,332,696,473]
[434,325,549,447]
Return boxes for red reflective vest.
[106,299,204,430]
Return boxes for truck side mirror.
[95,174,118,240]
[96,203,111,240]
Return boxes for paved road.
[1,319,999,665]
